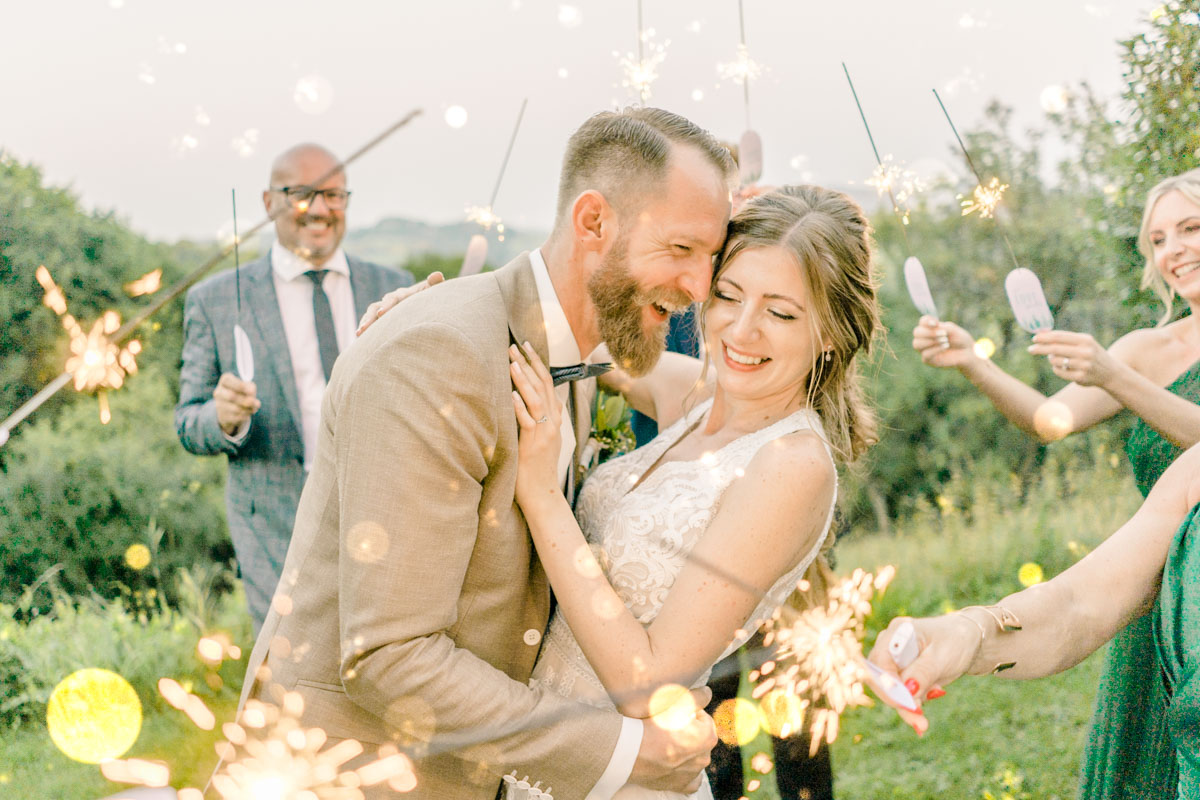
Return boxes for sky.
[0,1,1151,243]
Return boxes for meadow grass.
[830,450,1144,799]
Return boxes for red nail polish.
[927,687,946,700]
[904,678,920,695]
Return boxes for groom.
[239,107,735,799]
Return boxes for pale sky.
[1,1,1149,243]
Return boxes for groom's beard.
[588,238,690,377]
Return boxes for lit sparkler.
[614,31,669,103]
[124,268,163,297]
[181,687,417,799]
[716,43,765,86]
[752,566,896,755]
[867,155,927,225]
[465,204,504,233]
[960,176,1009,219]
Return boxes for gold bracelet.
[957,605,1021,674]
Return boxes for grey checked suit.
[175,253,412,631]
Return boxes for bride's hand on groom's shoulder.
[509,343,565,512]
[355,271,445,336]
[869,614,981,737]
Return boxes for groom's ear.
[571,190,614,254]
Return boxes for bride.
[507,185,883,799]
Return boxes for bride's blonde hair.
[701,185,882,608]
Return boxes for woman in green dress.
[909,169,1200,797]
[868,440,1200,798]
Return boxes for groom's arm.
[332,320,627,795]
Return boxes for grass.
[0,453,1145,799]
[829,449,1144,799]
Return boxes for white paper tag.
[738,129,763,187]
[903,256,938,318]
[234,323,255,383]
[888,620,919,669]
[1005,268,1054,333]
[863,659,918,712]
[460,234,489,277]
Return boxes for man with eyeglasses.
[175,142,417,632]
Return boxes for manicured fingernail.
[904,678,920,695]
[927,687,946,700]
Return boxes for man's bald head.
[269,143,344,188]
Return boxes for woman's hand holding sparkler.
[912,316,977,370]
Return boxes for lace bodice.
[531,397,837,715]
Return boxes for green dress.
[1077,359,1200,799]
[1156,502,1200,798]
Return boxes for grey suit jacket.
[238,254,621,800]
[175,253,412,630]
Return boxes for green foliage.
[402,250,467,282]
[0,152,194,420]
[0,374,231,610]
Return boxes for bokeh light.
[1033,400,1074,441]
[1040,84,1069,114]
[973,337,996,360]
[444,105,469,129]
[1018,562,1044,587]
[46,668,142,763]
[714,697,761,746]
[293,75,334,115]
[647,683,697,731]
[124,543,151,571]
[557,4,582,28]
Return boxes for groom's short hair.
[554,107,735,225]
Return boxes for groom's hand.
[628,687,717,793]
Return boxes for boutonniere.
[579,390,636,474]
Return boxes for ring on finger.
[1062,357,1070,370]
[535,415,549,424]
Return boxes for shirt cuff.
[223,418,251,445]
[584,716,643,800]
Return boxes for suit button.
[523,629,542,646]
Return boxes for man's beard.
[587,238,691,377]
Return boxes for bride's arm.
[512,346,833,718]
[594,342,714,429]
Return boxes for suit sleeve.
[174,288,246,457]
[335,321,622,795]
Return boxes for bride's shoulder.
[744,428,835,492]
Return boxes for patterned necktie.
[304,270,339,381]
[549,362,613,386]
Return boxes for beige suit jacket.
[239,254,622,799]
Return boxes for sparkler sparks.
[752,567,895,755]
[188,688,418,799]
[614,29,669,103]
[867,156,927,225]
[465,204,504,233]
[124,268,163,297]
[960,177,1009,219]
[716,43,765,86]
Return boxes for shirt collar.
[528,248,582,368]
[270,240,350,281]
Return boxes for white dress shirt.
[528,249,644,799]
[226,242,357,471]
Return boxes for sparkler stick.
[738,0,751,130]
[232,189,254,382]
[0,108,423,444]
[462,99,528,276]
[489,98,527,214]
[932,88,1021,271]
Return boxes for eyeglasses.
[270,186,352,210]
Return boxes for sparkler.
[0,109,423,445]
[232,189,255,382]
[460,99,528,276]
[716,0,766,131]
[614,0,669,103]
[932,88,1021,270]
[752,566,896,755]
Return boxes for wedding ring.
[1062,358,1070,370]
[535,415,549,425]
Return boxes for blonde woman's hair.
[701,185,883,608]
[1138,168,1200,325]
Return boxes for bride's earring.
[823,349,832,362]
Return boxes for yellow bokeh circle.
[1018,562,1044,587]
[647,684,697,732]
[46,668,142,763]
[973,337,996,360]
[713,697,762,747]
[124,544,151,571]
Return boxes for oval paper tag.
[738,129,763,187]
[460,234,489,277]
[1005,268,1054,333]
[903,256,938,318]
[234,323,255,383]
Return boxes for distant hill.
[343,217,546,271]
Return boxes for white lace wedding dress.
[529,398,837,800]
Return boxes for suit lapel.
[244,254,303,441]
[495,253,550,366]
[346,255,376,321]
